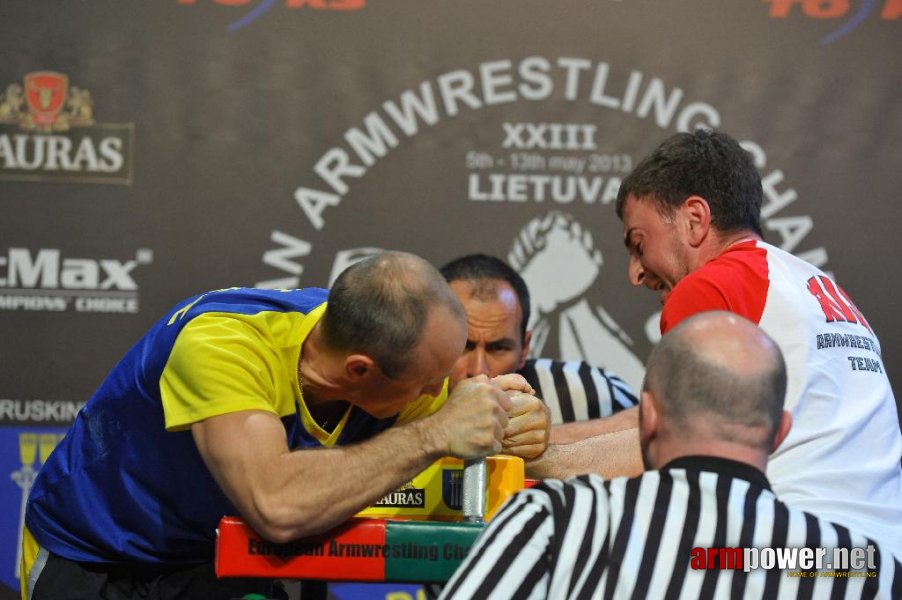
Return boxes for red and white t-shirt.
[662,240,902,555]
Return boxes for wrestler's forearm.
[193,410,447,543]
[194,379,510,543]
[259,418,447,539]
[273,378,513,538]
[549,406,638,445]
[525,427,643,480]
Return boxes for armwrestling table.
[215,456,529,599]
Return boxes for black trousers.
[30,553,289,600]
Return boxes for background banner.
[1,0,899,596]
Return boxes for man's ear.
[345,354,377,381]
[639,389,659,446]
[518,330,533,370]
[682,195,712,247]
[772,410,793,453]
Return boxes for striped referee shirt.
[440,456,902,599]
[518,359,638,424]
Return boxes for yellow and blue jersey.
[23,287,446,565]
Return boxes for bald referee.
[441,311,902,599]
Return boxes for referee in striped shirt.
[441,311,902,599]
[441,254,641,479]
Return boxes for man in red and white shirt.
[613,129,902,556]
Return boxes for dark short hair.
[643,312,787,446]
[439,254,531,341]
[616,130,764,237]
[322,251,464,378]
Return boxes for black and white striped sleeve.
[441,467,902,599]
[440,476,612,599]
[518,358,638,425]
[440,489,553,599]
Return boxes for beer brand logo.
[373,485,426,508]
[0,71,134,184]
[0,71,93,133]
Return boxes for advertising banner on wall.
[0,0,899,597]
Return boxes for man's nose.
[466,348,491,378]
[628,255,646,287]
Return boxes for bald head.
[322,251,466,378]
[643,311,787,449]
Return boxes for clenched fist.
[428,376,512,459]
[492,373,550,460]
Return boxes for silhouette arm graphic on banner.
[508,211,646,392]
